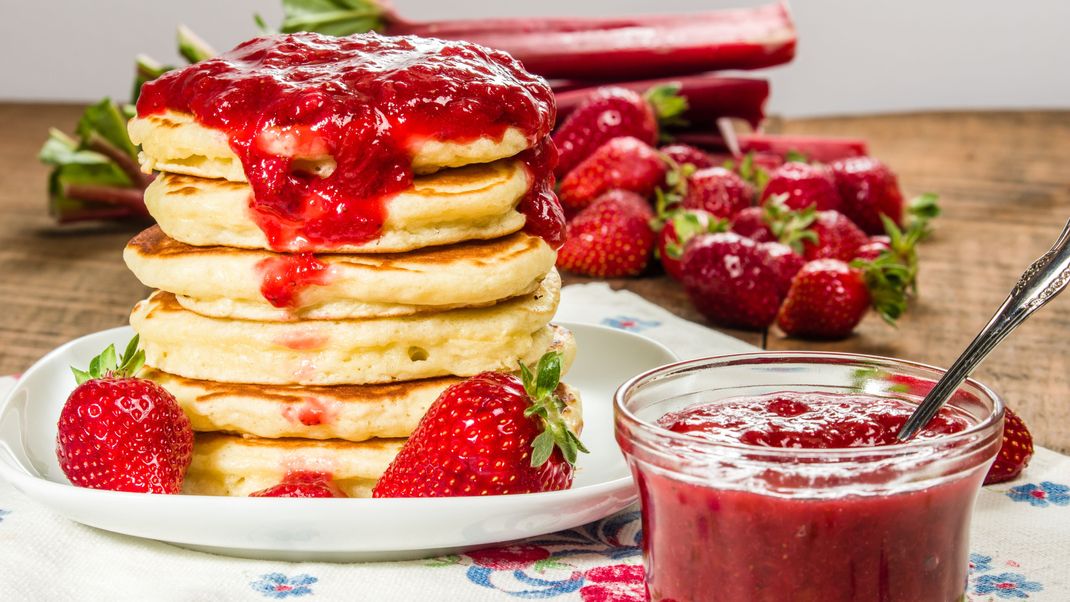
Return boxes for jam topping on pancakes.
[137,32,561,252]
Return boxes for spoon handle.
[897,218,1070,440]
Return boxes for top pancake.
[130,110,534,182]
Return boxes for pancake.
[184,382,583,497]
[142,159,531,253]
[130,111,534,181]
[183,433,404,497]
[130,272,561,385]
[124,226,556,321]
[141,326,579,441]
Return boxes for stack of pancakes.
[123,111,579,497]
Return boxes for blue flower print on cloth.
[251,573,317,599]
[972,572,1044,599]
[600,316,660,333]
[0,509,9,523]
[969,553,993,575]
[1005,481,1070,508]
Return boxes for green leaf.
[566,429,589,454]
[518,361,536,398]
[121,334,140,366]
[785,150,809,163]
[98,344,118,375]
[76,98,138,161]
[644,83,689,130]
[71,367,92,386]
[253,13,275,33]
[530,430,555,467]
[534,352,562,400]
[908,193,941,220]
[279,0,388,36]
[177,25,217,63]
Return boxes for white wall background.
[2,1,1068,117]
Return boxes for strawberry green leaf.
[534,351,562,400]
[518,360,537,398]
[71,368,92,387]
[530,430,555,467]
[644,83,689,131]
[121,334,140,367]
[785,149,809,163]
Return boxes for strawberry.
[776,255,912,339]
[57,336,193,493]
[372,352,587,497]
[681,167,753,219]
[830,156,905,234]
[802,210,870,261]
[730,206,776,242]
[660,143,715,170]
[679,232,784,330]
[554,85,686,178]
[655,209,726,280]
[761,161,841,212]
[250,471,347,498]
[558,136,667,212]
[984,407,1034,485]
[760,241,805,297]
[557,190,655,277]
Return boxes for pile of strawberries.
[553,85,940,340]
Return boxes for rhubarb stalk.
[555,75,769,130]
[279,0,797,80]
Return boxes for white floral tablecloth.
[0,283,1066,601]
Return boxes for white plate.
[0,322,675,561]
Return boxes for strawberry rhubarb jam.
[617,363,1004,602]
[136,32,562,254]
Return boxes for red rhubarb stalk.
[282,1,797,81]
[675,133,870,163]
[555,75,769,130]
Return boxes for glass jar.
[614,352,1004,602]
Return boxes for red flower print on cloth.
[580,564,645,602]
[465,545,551,570]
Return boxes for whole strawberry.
[680,232,783,330]
[558,137,667,212]
[660,143,715,170]
[984,407,1034,485]
[830,156,905,234]
[554,86,685,178]
[250,471,347,498]
[776,255,912,339]
[761,162,841,212]
[802,210,870,261]
[557,190,655,277]
[372,352,587,497]
[655,209,726,280]
[682,167,753,219]
[57,336,193,493]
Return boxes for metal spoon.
[897,218,1070,441]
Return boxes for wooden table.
[2,104,1068,452]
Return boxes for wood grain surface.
[1,103,1068,452]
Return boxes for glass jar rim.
[614,350,1006,459]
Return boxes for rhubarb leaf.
[75,98,138,160]
[177,25,217,63]
[279,0,388,36]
